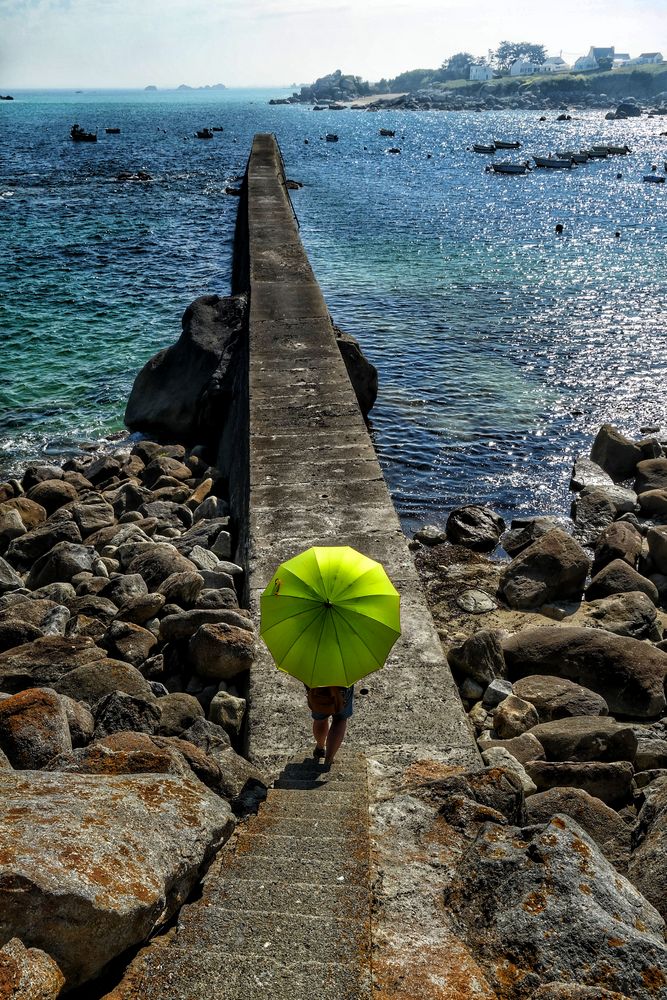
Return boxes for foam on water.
[1,89,666,531]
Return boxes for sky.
[0,0,666,89]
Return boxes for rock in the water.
[590,424,642,482]
[334,325,378,417]
[502,627,667,718]
[413,525,447,546]
[629,775,667,921]
[586,559,659,605]
[525,786,632,874]
[493,694,539,739]
[499,529,589,610]
[513,674,608,722]
[528,716,637,763]
[0,770,234,987]
[444,814,667,999]
[593,521,643,574]
[635,458,667,495]
[0,688,72,768]
[570,456,614,492]
[124,294,247,445]
[0,937,65,999]
[525,760,634,807]
[446,505,505,552]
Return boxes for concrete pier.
[244,134,478,774]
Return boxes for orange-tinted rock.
[0,937,65,999]
[0,688,71,768]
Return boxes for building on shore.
[541,56,571,73]
[510,59,542,76]
[630,52,664,64]
[469,62,494,81]
[574,46,615,71]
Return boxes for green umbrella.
[260,545,401,687]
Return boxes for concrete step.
[200,876,370,922]
[174,908,370,965]
[244,813,361,842]
[266,786,367,816]
[232,830,367,864]
[220,848,368,887]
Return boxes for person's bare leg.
[324,718,347,764]
[313,718,329,751]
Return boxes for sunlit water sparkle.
[1,89,666,532]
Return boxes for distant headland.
[144,83,227,91]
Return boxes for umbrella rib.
[331,607,385,670]
[273,606,325,667]
[307,611,330,688]
[260,600,324,633]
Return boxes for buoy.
[555,224,564,235]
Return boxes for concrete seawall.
[242,133,478,774]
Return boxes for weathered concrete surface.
[245,134,478,776]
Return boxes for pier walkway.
[106,134,479,1000]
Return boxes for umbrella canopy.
[260,545,401,687]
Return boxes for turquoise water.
[1,89,666,531]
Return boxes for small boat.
[195,128,214,139]
[211,126,223,132]
[325,133,338,142]
[533,155,573,169]
[472,143,496,153]
[604,145,631,155]
[643,174,665,183]
[493,139,521,149]
[105,127,121,134]
[489,162,531,175]
[557,151,589,163]
[70,124,97,142]
[583,148,608,159]
[379,128,395,137]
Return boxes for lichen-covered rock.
[0,637,105,698]
[0,937,65,999]
[525,787,631,874]
[189,622,255,680]
[503,627,667,719]
[444,815,667,999]
[157,570,203,608]
[529,984,633,999]
[527,716,637,763]
[0,770,234,987]
[52,659,154,706]
[0,688,72,768]
[629,775,667,921]
[156,692,205,736]
[513,675,608,722]
[500,529,589,610]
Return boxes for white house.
[469,63,494,81]
[613,52,631,66]
[542,56,570,73]
[574,46,615,71]
[510,59,541,77]
[631,52,664,64]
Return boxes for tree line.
[383,41,548,91]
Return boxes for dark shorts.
[311,685,354,722]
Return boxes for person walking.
[306,685,354,769]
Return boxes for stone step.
[219,848,369,887]
[266,786,367,817]
[174,907,370,965]
[274,775,364,790]
[200,876,370,922]
[244,813,358,841]
[232,830,366,865]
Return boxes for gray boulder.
[448,629,505,685]
[0,770,234,987]
[93,691,161,739]
[590,424,642,481]
[53,659,155,705]
[446,505,505,551]
[157,692,205,736]
[478,731,545,766]
[0,636,106,693]
[584,591,659,640]
[125,294,247,445]
[493,695,539,739]
[128,544,199,590]
[530,985,632,1000]
[593,521,643,573]
[444,815,667,999]
[525,760,634,807]
[569,456,614,492]
[503,627,667,718]
[26,541,96,589]
[586,560,659,604]
[647,526,667,574]
[629,775,667,920]
[635,458,667,494]
[189,622,255,680]
[7,519,82,568]
[500,529,589,610]
[0,556,23,596]
[513,675,608,722]
[528,716,637,763]
[501,517,563,557]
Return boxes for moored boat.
[489,161,531,175]
[583,148,608,159]
[70,124,97,142]
[195,128,214,139]
[472,143,496,154]
[105,127,121,134]
[325,133,339,142]
[643,174,665,183]
[557,151,589,163]
[493,139,521,149]
[533,155,573,169]
[379,128,395,137]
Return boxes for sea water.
[1,88,666,532]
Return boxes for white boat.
[472,143,496,153]
[533,155,573,169]
[493,139,521,149]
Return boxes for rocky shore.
[403,421,667,995]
